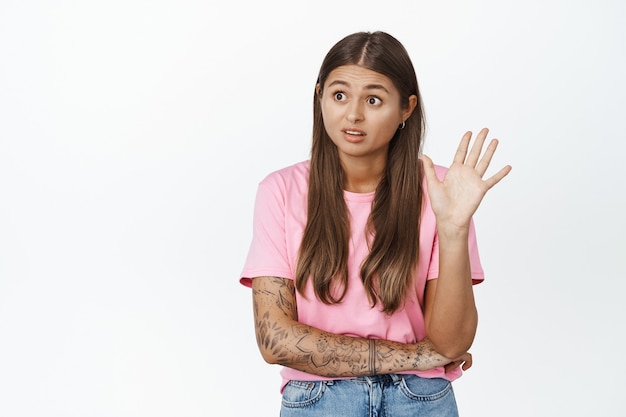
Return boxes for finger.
[475,138,499,177]
[484,164,513,189]
[461,355,473,370]
[421,155,440,186]
[444,361,461,373]
[465,127,489,168]
[452,131,473,165]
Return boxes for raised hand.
[421,128,511,230]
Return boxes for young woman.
[239,31,511,416]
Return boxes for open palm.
[422,128,512,229]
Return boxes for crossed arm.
[252,276,468,378]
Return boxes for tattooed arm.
[252,276,466,378]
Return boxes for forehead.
[324,65,396,92]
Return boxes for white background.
[1,1,625,416]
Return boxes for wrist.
[436,222,470,243]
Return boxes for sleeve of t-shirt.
[239,176,294,288]
[427,218,485,285]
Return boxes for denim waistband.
[326,374,403,386]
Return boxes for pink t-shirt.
[240,160,484,390]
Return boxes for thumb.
[421,155,439,186]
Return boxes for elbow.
[258,347,281,365]
[426,326,477,359]
[260,353,278,365]
[253,316,300,366]
[437,342,474,360]
[425,314,478,359]
[255,333,286,366]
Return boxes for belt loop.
[389,374,402,385]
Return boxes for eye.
[333,91,346,101]
[367,96,382,106]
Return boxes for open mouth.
[343,129,365,136]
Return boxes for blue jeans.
[280,374,458,417]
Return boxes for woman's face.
[319,64,416,166]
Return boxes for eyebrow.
[327,80,390,94]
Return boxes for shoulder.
[260,160,310,185]
[259,160,310,192]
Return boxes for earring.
[398,121,406,130]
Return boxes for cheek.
[373,112,401,136]
[319,100,330,122]
[321,101,340,127]
[379,125,399,143]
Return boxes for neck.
[340,156,386,193]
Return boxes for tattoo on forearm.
[369,339,376,376]
[253,277,446,377]
[291,332,373,377]
[253,278,297,359]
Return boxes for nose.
[346,100,364,124]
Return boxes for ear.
[401,94,418,122]
[316,83,322,97]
